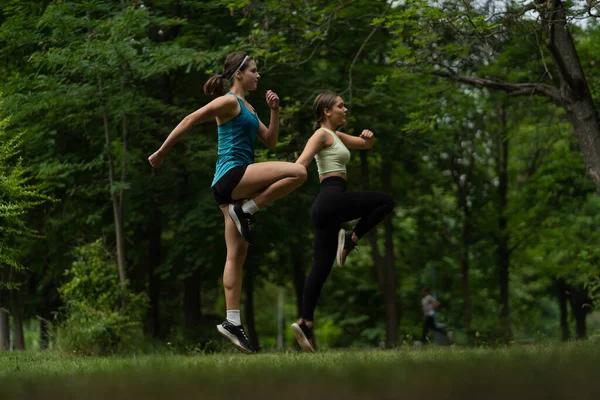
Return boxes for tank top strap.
[321,128,339,143]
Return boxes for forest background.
[1,0,600,354]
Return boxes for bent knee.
[292,164,307,182]
[297,165,308,182]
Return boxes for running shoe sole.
[217,324,254,354]
[336,228,346,268]
[291,323,315,353]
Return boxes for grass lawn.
[1,344,599,399]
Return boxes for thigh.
[327,190,391,223]
[231,161,303,200]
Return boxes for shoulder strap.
[320,128,338,140]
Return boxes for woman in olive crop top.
[291,92,395,352]
[148,52,307,354]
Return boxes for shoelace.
[241,213,254,231]
[239,327,250,341]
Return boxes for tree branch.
[499,2,537,22]
[431,71,562,103]
[540,0,580,91]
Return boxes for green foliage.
[1,0,599,352]
[53,240,148,355]
[0,114,49,295]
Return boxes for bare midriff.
[319,172,347,183]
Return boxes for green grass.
[1,344,600,399]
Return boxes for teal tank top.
[211,93,259,187]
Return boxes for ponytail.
[204,52,252,97]
[204,75,225,97]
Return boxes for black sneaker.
[336,229,357,268]
[228,204,255,245]
[217,320,255,354]
[291,321,315,353]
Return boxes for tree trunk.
[435,1,600,192]
[11,291,24,350]
[39,318,49,350]
[568,284,591,340]
[382,162,399,347]
[557,279,570,341]
[0,309,9,351]
[0,269,11,350]
[459,227,472,332]
[244,264,259,351]
[453,147,472,333]
[291,248,306,318]
[183,269,202,331]
[537,1,600,191]
[99,77,127,285]
[145,207,161,337]
[276,287,285,351]
[361,152,398,347]
[496,101,512,341]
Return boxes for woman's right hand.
[148,150,165,168]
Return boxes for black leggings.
[301,177,395,321]
[421,316,447,342]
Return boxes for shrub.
[52,240,148,355]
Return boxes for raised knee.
[295,165,308,183]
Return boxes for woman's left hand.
[359,129,374,140]
[266,90,279,110]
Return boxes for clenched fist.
[266,90,279,110]
[148,150,165,168]
[359,129,374,140]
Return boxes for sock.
[241,199,259,215]
[226,310,241,326]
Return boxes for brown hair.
[203,51,253,97]
[312,91,339,130]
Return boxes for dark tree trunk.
[435,1,600,193]
[183,269,202,331]
[0,269,11,350]
[496,101,512,341]
[452,146,473,333]
[0,309,9,351]
[291,248,306,318]
[557,279,570,341]
[11,291,24,350]
[361,152,398,347]
[537,1,600,191]
[568,284,591,340]
[459,225,472,332]
[382,162,399,347]
[244,264,259,351]
[145,208,161,337]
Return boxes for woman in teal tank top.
[148,52,307,354]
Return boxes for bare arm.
[336,129,374,150]
[148,95,237,168]
[295,130,330,169]
[256,90,280,149]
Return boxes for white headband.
[229,55,249,80]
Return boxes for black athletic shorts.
[212,165,247,205]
